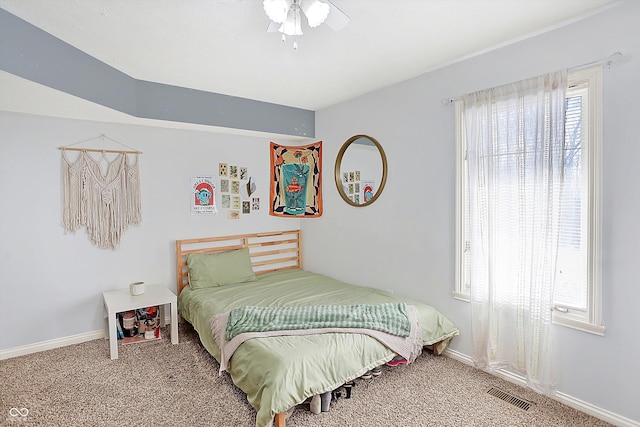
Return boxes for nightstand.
[103,285,178,359]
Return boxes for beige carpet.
[1,322,611,427]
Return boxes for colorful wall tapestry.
[269,141,322,217]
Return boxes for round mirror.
[334,134,388,206]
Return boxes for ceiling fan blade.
[323,0,350,31]
[266,20,281,33]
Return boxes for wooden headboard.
[176,229,302,294]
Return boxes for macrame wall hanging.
[59,135,142,250]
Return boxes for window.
[455,66,604,335]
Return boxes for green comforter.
[178,269,458,427]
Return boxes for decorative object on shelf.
[60,134,142,250]
[137,306,161,340]
[117,306,162,343]
[122,311,136,331]
[117,306,162,342]
[262,0,350,49]
[129,281,145,296]
[270,141,322,217]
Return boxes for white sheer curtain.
[463,70,567,395]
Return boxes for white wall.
[0,111,303,350]
[306,0,640,424]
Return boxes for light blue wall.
[306,1,640,423]
[0,112,303,350]
[1,1,638,423]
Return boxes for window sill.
[452,292,606,336]
[452,292,470,302]
[552,313,605,336]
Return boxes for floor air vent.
[486,387,534,412]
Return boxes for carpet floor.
[1,321,612,426]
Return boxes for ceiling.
[0,0,618,111]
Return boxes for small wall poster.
[191,176,217,215]
[362,180,375,203]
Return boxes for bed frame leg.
[274,412,286,427]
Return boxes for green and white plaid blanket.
[225,303,411,340]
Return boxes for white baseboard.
[0,329,105,360]
[443,348,639,427]
[0,315,172,360]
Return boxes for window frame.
[454,66,605,335]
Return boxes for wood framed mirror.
[334,134,388,207]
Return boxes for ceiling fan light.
[279,7,303,36]
[300,0,330,28]
[263,0,292,24]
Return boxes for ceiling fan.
[221,0,350,49]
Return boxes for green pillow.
[187,248,256,289]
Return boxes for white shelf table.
[102,285,178,359]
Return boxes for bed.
[176,230,459,427]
